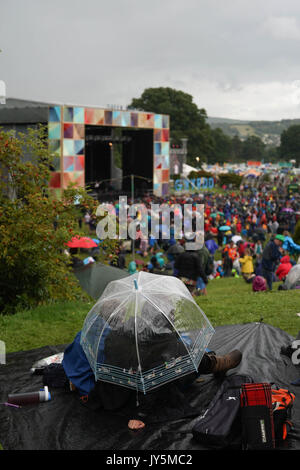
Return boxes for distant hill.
[207,116,300,147]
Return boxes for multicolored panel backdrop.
[48,105,170,197]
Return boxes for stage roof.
[0,98,162,126]
[0,98,54,124]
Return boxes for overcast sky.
[2,0,300,120]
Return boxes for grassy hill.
[1,276,300,354]
[207,116,300,146]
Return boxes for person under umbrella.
[57,273,242,430]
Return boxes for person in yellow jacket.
[239,248,255,281]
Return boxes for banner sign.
[174,177,214,191]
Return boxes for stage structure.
[0,99,170,198]
[48,104,170,197]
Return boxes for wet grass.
[197,276,300,337]
[1,277,299,354]
[0,300,93,353]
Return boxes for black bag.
[192,374,253,449]
[240,383,275,450]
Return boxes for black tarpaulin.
[1,322,300,450]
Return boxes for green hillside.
[207,116,300,146]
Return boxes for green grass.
[230,124,256,137]
[196,277,300,337]
[1,276,300,353]
[0,300,93,353]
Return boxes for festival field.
[2,275,299,355]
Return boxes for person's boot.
[210,349,242,374]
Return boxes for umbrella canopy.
[67,236,98,249]
[231,235,242,244]
[80,272,214,394]
[219,225,231,231]
[281,208,294,213]
[74,262,128,299]
[167,244,185,255]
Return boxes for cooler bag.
[240,382,275,450]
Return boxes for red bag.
[240,383,275,449]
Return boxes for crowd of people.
[73,178,300,295]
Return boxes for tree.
[264,145,279,163]
[230,135,244,162]
[128,87,214,165]
[217,173,243,188]
[279,125,300,166]
[208,128,233,164]
[0,126,113,314]
[241,136,266,161]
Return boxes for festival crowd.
[75,179,300,295]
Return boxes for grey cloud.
[2,0,300,119]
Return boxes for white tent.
[182,163,199,177]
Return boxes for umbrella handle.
[134,280,138,290]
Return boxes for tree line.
[129,87,300,167]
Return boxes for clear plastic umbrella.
[80,271,215,394]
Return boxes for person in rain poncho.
[52,298,243,431]
[239,247,255,282]
[128,261,137,274]
[275,255,292,282]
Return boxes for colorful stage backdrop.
[48,105,170,197]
